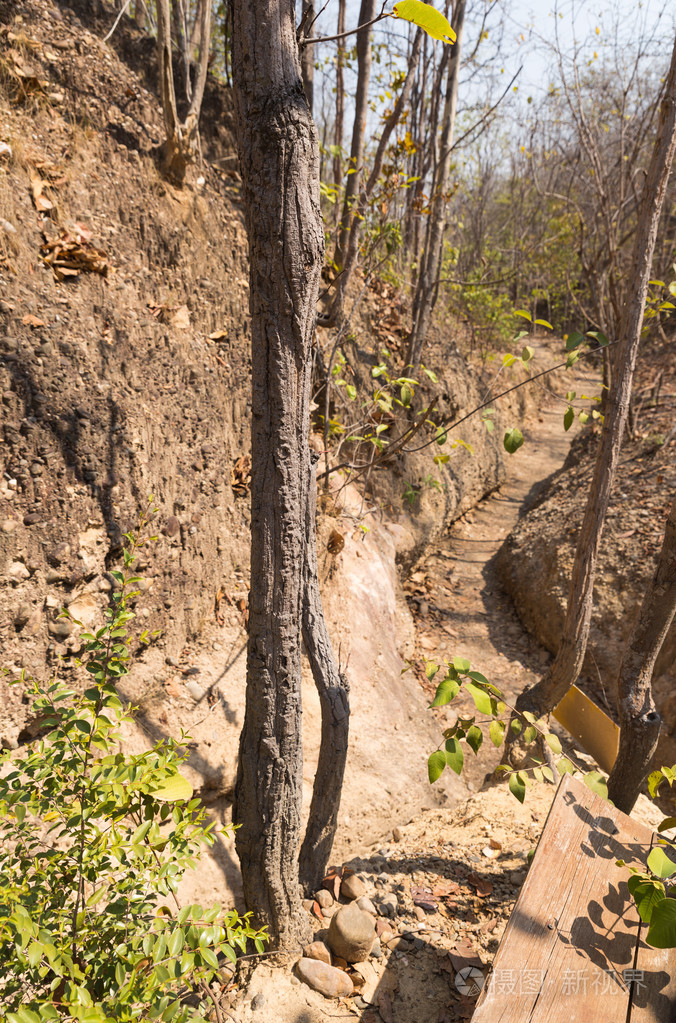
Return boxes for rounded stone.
[340,874,367,901]
[295,957,354,998]
[327,903,376,964]
[303,941,331,965]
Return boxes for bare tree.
[508,34,676,733]
[333,0,378,272]
[404,0,466,373]
[156,0,211,183]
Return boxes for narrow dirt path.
[407,356,600,791]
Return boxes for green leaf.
[150,772,193,803]
[489,720,505,748]
[201,946,220,971]
[556,758,575,776]
[444,737,464,775]
[648,770,665,798]
[464,682,493,716]
[428,750,446,783]
[545,733,562,755]
[503,428,524,454]
[430,677,460,707]
[452,656,471,673]
[393,0,457,44]
[565,331,585,350]
[657,818,676,833]
[583,771,608,799]
[168,929,185,957]
[647,846,676,879]
[513,309,532,321]
[425,660,439,681]
[586,330,608,346]
[509,773,526,803]
[521,345,534,362]
[628,876,666,923]
[534,318,553,330]
[345,384,357,401]
[646,897,676,948]
[466,725,483,754]
[563,406,574,431]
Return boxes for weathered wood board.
[471,774,675,1022]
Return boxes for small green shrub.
[0,506,266,1023]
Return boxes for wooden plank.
[471,774,655,1022]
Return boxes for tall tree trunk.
[134,0,146,30]
[327,29,423,324]
[404,0,465,373]
[156,0,211,184]
[511,36,676,726]
[333,0,346,208]
[230,0,347,947]
[300,1,315,112]
[333,0,377,271]
[607,496,676,812]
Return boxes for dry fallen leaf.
[209,329,228,341]
[467,872,493,897]
[22,314,45,328]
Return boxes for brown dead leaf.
[432,881,461,898]
[311,901,323,921]
[40,230,109,281]
[230,455,251,497]
[449,941,483,972]
[22,313,45,328]
[467,873,493,897]
[411,885,438,912]
[209,329,228,341]
[29,170,53,213]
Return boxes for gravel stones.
[327,903,376,963]
[295,958,354,998]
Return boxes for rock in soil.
[327,903,376,963]
[295,957,354,998]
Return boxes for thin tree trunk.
[134,0,146,30]
[327,29,423,324]
[298,455,350,892]
[607,496,676,812]
[230,0,346,947]
[404,0,465,373]
[333,0,346,209]
[512,36,676,724]
[156,0,211,183]
[333,0,377,270]
[300,1,315,112]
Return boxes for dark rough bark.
[230,0,346,948]
[300,1,314,112]
[510,35,676,727]
[404,0,465,373]
[298,455,350,893]
[607,496,676,812]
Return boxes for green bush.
[0,508,266,1023]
